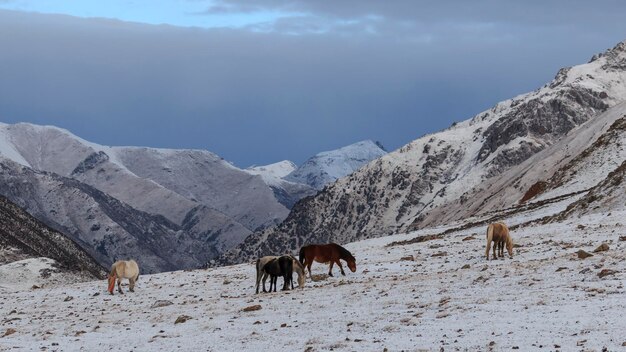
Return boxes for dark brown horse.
[299,243,356,278]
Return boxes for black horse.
[262,256,293,292]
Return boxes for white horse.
[108,260,139,295]
[255,255,305,294]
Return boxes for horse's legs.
[335,259,346,276]
[117,277,124,294]
[262,273,269,293]
[307,262,313,279]
[129,278,135,292]
[485,239,492,260]
[492,242,497,260]
[328,261,334,277]
[272,276,278,292]
[498,241,504,258]
[281,274,289,291]
[255,269,262,294]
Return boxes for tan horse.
[255,255,305,294]
[485,222,513,260]
[108,260,139,295]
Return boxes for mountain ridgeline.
[215,39,626,266]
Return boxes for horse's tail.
[485,224,494,259]
[299,247,306,266]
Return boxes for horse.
[107,260,139,295]
[485,222,513,260]
[299,243,356,278]
[260,256,293,293]
[255,255,305,294]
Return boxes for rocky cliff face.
[215,40,626,266]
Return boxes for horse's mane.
[288,255,304,270]
[333,243,355,260]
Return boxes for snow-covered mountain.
[245,160,317,209]
[0,194,106,286]
[0,122,382,272]
[284,140,387,190]
[0,123,301,272]
[0,123,293,231]
[246,160,297,179]
[217,39,626,265]
[0,157,250,274]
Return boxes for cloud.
[0,7,625,167]
[200,0,626,36]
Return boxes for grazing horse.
[299,243,356,278]
[255,255,305,294]
[261,256,293,293]
[485,222,513,260]
[108,260,139,295]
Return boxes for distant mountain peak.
[284,139,387,190]
[246,160,297,179]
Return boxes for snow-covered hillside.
[245,160,317,209]
[2,204,624,351]
[246,160,297,179]
[0,194,105,282]
[217,39,626,266]
[285,140,387,190]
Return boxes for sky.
[1,1,626,167]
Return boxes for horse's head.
[347,257,357,273]
[506,236,514,258]
[297,273,306,288]
[107,273,116,294]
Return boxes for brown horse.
[485,222,513,260]
[299,243,356,277]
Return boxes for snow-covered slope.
[0,258,96,291]
[246,160,297,179]
[245,160,317,209]
[217,39,626,266]
[285,140,387,190]
[0,194,105,282]
[1,204,624,351]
